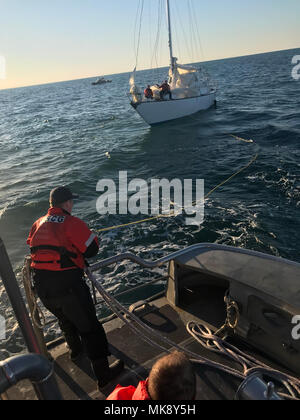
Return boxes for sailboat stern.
[133,91,216,125]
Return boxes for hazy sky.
[0,0,299,89]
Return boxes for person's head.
[49,186,79,214]
[148,351,196,400]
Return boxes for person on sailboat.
[144,85,153,100]
[159,80,172,100]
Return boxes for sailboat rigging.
[129,0,217,126]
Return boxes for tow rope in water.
[96,135,258,233]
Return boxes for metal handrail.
[89,244,210,271]
[0,354,62,400]
[16,242,299,334]
[89,242,300,272]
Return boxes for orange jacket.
[106,380,151,400]
[144,88,153,98]
[27,207,98,271]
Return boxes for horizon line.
[1,46,299,92]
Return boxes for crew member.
[27,186,124,389]
[159,80,172,100]
[144,85,153,100]
[107,351,196,400]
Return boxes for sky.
[0,0,299,90]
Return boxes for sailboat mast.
[166,0,175,72]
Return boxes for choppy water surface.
[0,48,299,357]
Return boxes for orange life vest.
[27,208,97,271]
[144,88,153,98]
[107,380,151,401]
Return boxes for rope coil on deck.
[186,321,300,400]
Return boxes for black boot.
[92,357,125,388]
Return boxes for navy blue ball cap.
[50,186,79,206]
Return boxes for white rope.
[22,261,46,330]
[187,321,300,399]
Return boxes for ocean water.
[0,48,300,358]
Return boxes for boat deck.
[2,242,300,401]
[5,281,290,401]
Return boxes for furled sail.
[169,60,209,99]
[129,67,143,103]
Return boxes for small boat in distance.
[129,0,217,126]
[92,77,112,86]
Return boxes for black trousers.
[33,269,109,361]
[160,90,172,100]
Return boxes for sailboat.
[92,77,112,86]
[129,0,217,126]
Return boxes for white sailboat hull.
[132,91,216,125]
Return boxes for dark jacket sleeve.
[83,238,99,259]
